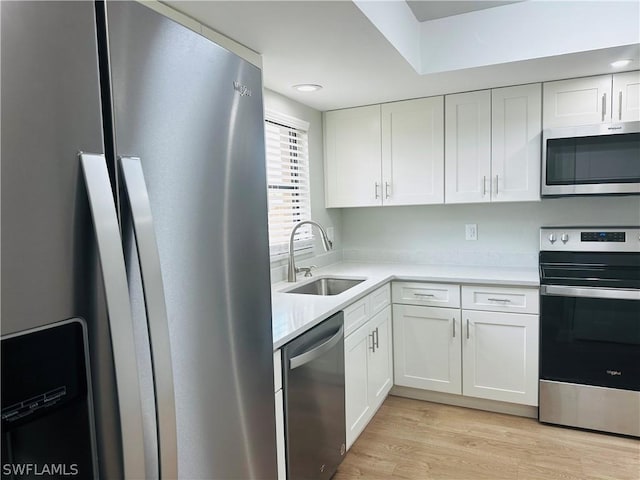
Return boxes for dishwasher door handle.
[289,325,344,370]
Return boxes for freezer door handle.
[120,156,178,479]
[79,153,147,480]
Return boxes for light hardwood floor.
[334,395,640,480]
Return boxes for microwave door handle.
[119,156,178,480]
[541,285,640,301]
[80,153,147,480]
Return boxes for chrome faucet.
[287,220,333,282]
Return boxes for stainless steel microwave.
[542,121,640,196]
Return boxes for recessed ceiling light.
[611,59,632,68]
[293,84,323,92]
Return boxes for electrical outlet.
[465,224,478,241]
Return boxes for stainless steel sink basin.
[285,277,364,296]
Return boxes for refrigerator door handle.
[79,153,147,480]
[119,156,178,479]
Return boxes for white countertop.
[271,262,539,349]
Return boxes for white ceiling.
[166,1,640,112]
[406,1,521,21]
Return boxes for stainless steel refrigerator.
[1,1,277,478]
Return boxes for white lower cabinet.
[462,309,539,406]
[393,304,461,394]
[367,306,393,410]
[392,281,539,407]
[345,322,371,447]
[273,350,286,480]
[344,287,392,450]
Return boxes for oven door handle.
[541,285,640,301]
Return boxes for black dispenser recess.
[1,320,96,478]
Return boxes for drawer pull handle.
[487,297,511,303]
[414,293,435,297]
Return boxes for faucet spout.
[287,220,333,282]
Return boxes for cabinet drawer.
[370,284,391,315]
[274,350,282,392]
[344,296,371,337]
[462,285,539,314]
[392,282,460,308]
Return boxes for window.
[265,111,312,258]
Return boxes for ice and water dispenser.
[1,320,97,478]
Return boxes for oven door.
[540,285,640,391]
[542,123,640,196]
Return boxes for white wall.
[341,196,640,268]
[264,89,343,282]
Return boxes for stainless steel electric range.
[539,226,640,437]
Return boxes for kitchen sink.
[285,277,365,296]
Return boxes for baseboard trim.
[390,386,538,419]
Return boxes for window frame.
[264,110,313,261]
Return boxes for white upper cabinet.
[613,71,640,123]
[381,97,444,205]
[445,90,492,204]
[543,75,611,127]
[491,84,542,202]
[445,85,541,204]
[543,71,640,127]
[324,97,444,208]
[324,105,382,208]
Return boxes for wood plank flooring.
[334,395,640,480]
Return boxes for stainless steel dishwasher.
[283,311,346,480]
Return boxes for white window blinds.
[265,112,312,258]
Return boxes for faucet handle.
[296,265,316,277]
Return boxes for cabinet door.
[344,321,372,449]
[491,84,542,202]
[274,390,287,480]
[462,310,539,405]
[324,105,382,207]
[445,90,492,204]
[381,97,444,205]
[367,306,393,411]
[612,70,640,123]
[393,304,461,394]
[542,74,612,127]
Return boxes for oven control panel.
[540,227,640,252]
[581,231,626,242]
